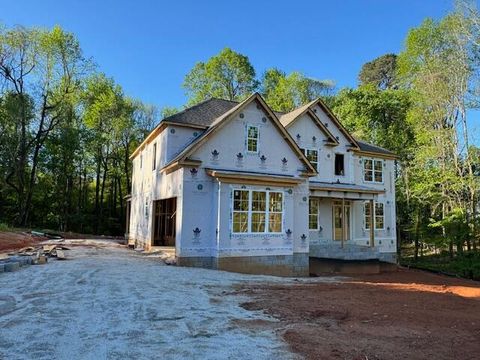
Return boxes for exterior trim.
[281,107,339,145]
[310,184,385,194]
[351,149,399,160]
[163,159,202,175]
[206,169,303,186]
[130,123,167,160]
[160,93,318,175]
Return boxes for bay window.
[232,189,283,233]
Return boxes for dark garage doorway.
[152,198,176,246]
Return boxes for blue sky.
[3,0,453,109]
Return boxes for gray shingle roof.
[160,97,395,157]
[356,140,395,156]
[162,98,239,127]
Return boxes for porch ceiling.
[309,181,384,200]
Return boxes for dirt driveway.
[0,241,295,360]
[237,268,480,360]
[1,241,479,360]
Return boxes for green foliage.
[0,23,155,235]
[429,208,470,249]
[401,251,480,280]
[0,223,10,231]
[160,106,179,119]
[358,53,398,89]
[183,48,258,105]
[331,84,413,158]
[261,69,334,112]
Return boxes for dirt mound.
[0,231,48,252]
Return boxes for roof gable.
[162,93,317,175]
[280,105,339,146]
[308,98,360,149]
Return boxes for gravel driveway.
[0,241,295,360]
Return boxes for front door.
[153,198,176,246]
[333,201,350,241]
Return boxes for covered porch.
[308,181,384,261]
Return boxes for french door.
[333,200,350,241]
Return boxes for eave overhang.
[206,169,305,187]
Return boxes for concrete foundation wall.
[177,253,309,277]
[310,257,398,275]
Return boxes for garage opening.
[152,198,176,246]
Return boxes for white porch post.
[341,198,345,249]
[369,199,375,247]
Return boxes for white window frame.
[363,158,384,183]
[309,198,319,230]
[299,148,318,171]
[246,125,259,153]
[300,148,318,171]
[364,201,385,230]
[231,188,284,234]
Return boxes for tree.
[332,84,413,159]
[261,69,334,112]
[0,25,87,226]
[397,10,480,254]
[183,48,258,105]
[358,53,398,89]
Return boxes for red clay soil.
[60,231,124,240]
[0,231,48,252]
[237,268,480,360]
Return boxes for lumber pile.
[15,244,70,264]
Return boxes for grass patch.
[0,223,11,231]
[401,251,480,281]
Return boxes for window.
[152,143,157,170]
[334,154,344,176]
[247,125,259,152]
[306,149,318,170]
[251,191,266,232]
[268,192,283,232]
[364,201,385,230]
[309,198,319,230]
[364,159,383,183]
[300,148,318,170]
[232,189,283,233]
[140,154,143,169]
[233,190,249,233]
[375,202,384,229]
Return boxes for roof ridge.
[209,97,240,104]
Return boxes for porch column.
[341,198,345,249]
[369,199,375,247]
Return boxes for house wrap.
[126,93,397,276]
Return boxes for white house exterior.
[127,93,397,276]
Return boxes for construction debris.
[0,244,70,273]
[56,249,66,260]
